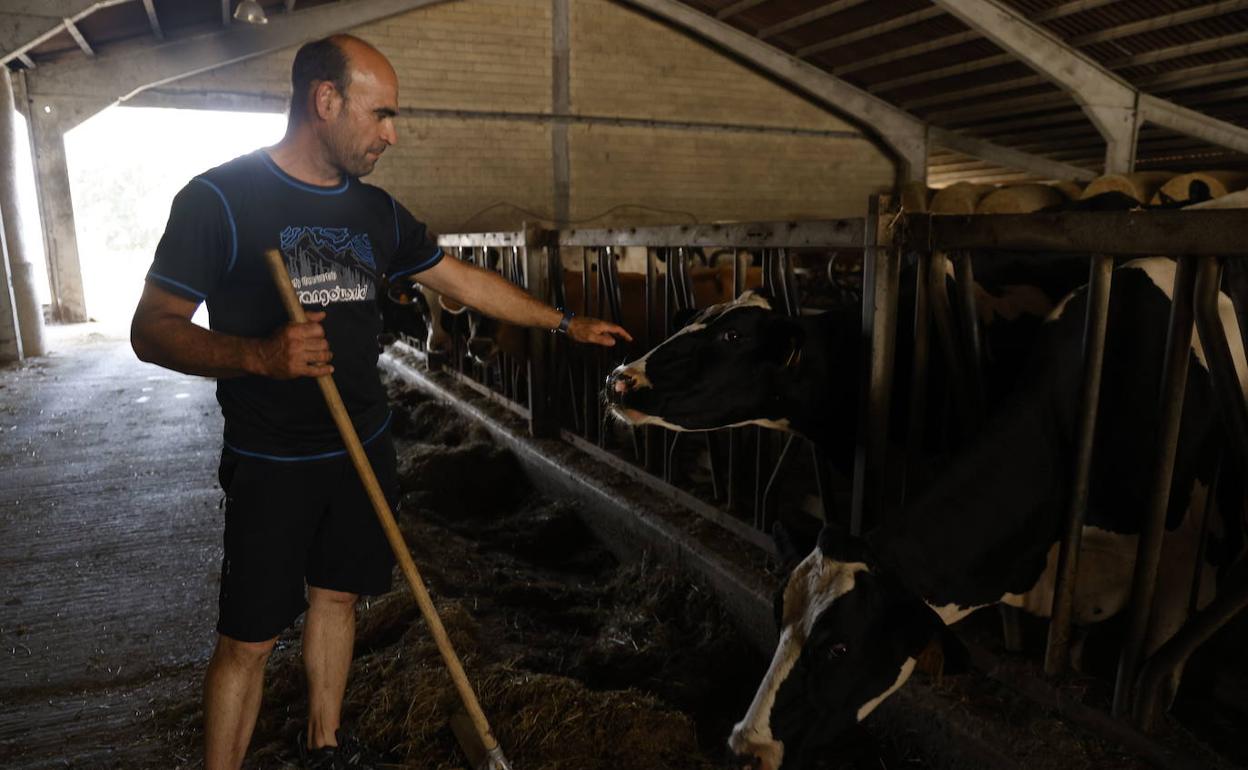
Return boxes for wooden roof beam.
[62,16,94,56]
[898,29,1248,112]
[758,0,868,42]
[829,0,1120,76]
[932,0,1248,172]
[25,0,452,129]
[616,0,1097,184]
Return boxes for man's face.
[321,60,399,178]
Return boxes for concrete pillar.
[0,71,45,355]
[551,0,570,227]
[0,215,20,362]
[27,95,96,323]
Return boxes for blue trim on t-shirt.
[388,248,444,280]
[389,195,400,247]
[147,271,207,301]
[191,177,238,276]
[260,152,349,195]
[223,411,392,462]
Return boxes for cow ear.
[914,624,971,677]
[816,521,871,563]
[772,517,819,572]
[739,288,774,307]
[763,315,805,368]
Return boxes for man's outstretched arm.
[414,255,632,346]
[130,282,334,380]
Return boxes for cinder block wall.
[148,0,894,234]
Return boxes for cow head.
[378,279,432,347]
[730,525,956,770]
[604,291,835,434]
[424,289,470,359]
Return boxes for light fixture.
[232,0,270,25]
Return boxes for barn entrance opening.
[65,105,285,332]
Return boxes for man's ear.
[314,80,342,120]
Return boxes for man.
[131,34,629,770]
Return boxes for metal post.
[903,249,932,505]
[1133,567,1248,731]
[1112,256,1198,717]
[643,246,663,473]
[951,250,987,420]
[1192,258,1248,491]
[850,195,901,535]
[1045,254,1114,675]
[524,226,556,438]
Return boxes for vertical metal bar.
[1133,256,1248,730]
[1193,258,1248,492]
[1134,569,1248,731]
[1044,254,1114,675]
[728,248,743,513]
[850,195,901,536]
[903,249,932,506]
[760,434,798,533]
[1186,456,1220,619]
[951,250,987,422]
[581,247,594,441]
[926,251,972,438]
[810,445,837,523]
[524,229,556,438]
[1112,255,1198,717]
[644,247,663,473]
[1223,257,1248,363]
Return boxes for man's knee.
[308,586,359,611]
[214,634,278,669]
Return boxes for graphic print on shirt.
[281,225,378,306]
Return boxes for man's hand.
[251,311,334,379]
[567,316,632,347]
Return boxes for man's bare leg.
[304,587,357,748]
[204,634,277,770]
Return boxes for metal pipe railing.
[1044,254,1114,675]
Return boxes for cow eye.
[827,642,849,659]
[719,329,741,343]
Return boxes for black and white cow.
[606,258,1246,770]
[378,277,431,348]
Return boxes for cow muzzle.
[604,363,651,403]
[729,725,783,770]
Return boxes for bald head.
[289,34,396,124]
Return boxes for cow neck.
[775,310,860,466]
[870,382,1071,611]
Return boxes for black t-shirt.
[147,150,442,459]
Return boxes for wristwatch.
[552,306,575,335]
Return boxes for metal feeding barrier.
[405,199,1248,747]
[427,219,868,553]
[890,202,1248,732]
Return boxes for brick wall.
[149,0,894,233]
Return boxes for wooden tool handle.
[263,250,504,761]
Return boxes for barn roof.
[4,0,1246,184]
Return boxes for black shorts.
[215,433,399,643]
